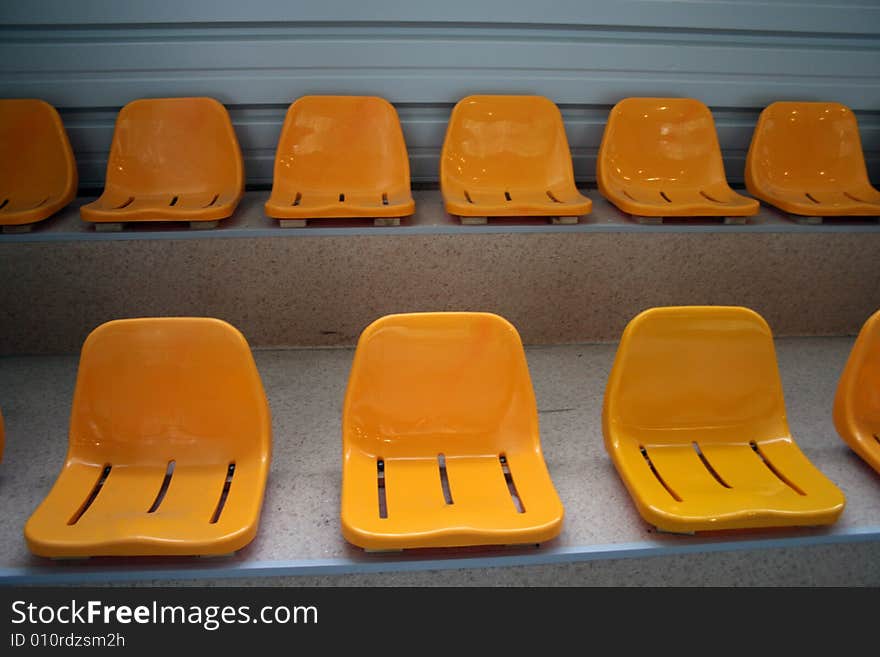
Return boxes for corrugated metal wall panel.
[2,2,878,188]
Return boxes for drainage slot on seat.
[499,454,525,513]
[843,191,867,203]
[873,434,880,447]
[546,191,562,203]
[749,441,806,496]
[0,199,8,211]
[622,190,638,202]
[660,191,672,203]
[504,191,512,202]
[464,190,474,204]
[147,460,176,513]
[204,194,219,208]
[437,454,454,505]
[699,190,724,204]
[292,192,302,206]
[68,464,112,525]
[169,195,179,207]
[691,442,731,488]
[382,192,389,206]
[805,192,821,204]
[639,446,682,502]
[338,193,345,203]
[377,458,387,519]
[209,462,236,524]
[115,197,134,210]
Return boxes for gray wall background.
[2,0,879,189]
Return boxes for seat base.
[752,187,880,217]
[341,451,564,551]
[610,438,845,533]
[265,191,414,220]
[0,193,74,227]
[25,459,264,558]
[80,191,240,224]
[603,185,759,218]
[444,188,591,219]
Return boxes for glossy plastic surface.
[833,310,880,473]
[0,99,77,226]
[440,95,591,217]
[265,96,415,219]
[80,98,243,224]
[597,98,758,217]
[341,312,564,550]
[746,102,880,216]
[603,306,844,533]
[25,318,271,557]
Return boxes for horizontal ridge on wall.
[2,1,879,187]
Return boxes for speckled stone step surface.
[0,338,878,585]
[2,190,880,356]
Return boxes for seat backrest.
[0,99,76,200]
[343,313,538,457]
[68,318,270,466]
[604,306,790,445]
[746,101,870,192]
[834,310,880,437]
[440,95,576,190]
[271,96,410,194]
[598,97,728,190]
[103,98,242,196]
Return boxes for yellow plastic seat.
[80,98,243,226]
[265,96,415,220]
[746,102,880,217]
[440,95,591,219]
[0,99,77,228]
[341,312,564,550]
[24,317,271,557]
[597,98,759,218]
[834,310,880,473]
[603,306,844,533]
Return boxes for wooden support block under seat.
[94,222,123,232]
[189,220,219,230]
[2,224,34,234]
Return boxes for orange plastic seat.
[746,102,880,217]
[265,96,415,220]
[24,318,271,557]
[834,309,880,473]
[80,98,243,226]
[440,95,591,219]
[603,306,844,533]
[341,312,564,550]
[0,99,77,228]
[597,98,759,218]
